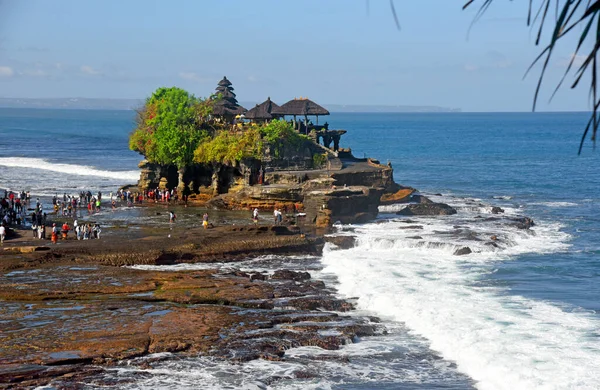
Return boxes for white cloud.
[80,65,101,75]
[0,66,14,77]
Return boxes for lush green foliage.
[258,120,308,158]
[129,87,210,169]
[194,128,263,165]
[312,152,328,168]
[131,91,310,168]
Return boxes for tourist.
[0,223,5,246]
[252,208,259,224]
[51,223,59,244]
[61,222,70,240]
[94,224,101,239]
[32,221,38,238]
[202,212,209,229]
[169,211,176,223]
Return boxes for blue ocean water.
[1,108,599,389]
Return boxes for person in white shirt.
[0,224,6,246]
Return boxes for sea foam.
[320,198,600,390]
[0,157,139,181]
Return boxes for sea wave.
[0,157,139,181]
[320,198,600,390]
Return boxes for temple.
[137,77,403,226]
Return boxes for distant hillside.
[323,104,461,113]
[0,98,460,113]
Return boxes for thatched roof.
[212,103,247,116]
[214,88,237,104]
[244,97,282,120]
[274,98,329,116]
[211,76,246,117]
[218,76,232,87]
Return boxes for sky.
[0,0,592,111]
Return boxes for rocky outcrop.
[491,206,505,214]
[396,203,457,216]
[511,217,535,229]
[380,188,414,204]
[137,159,165,190]
[324,235,357,250]
[453,246,472,256]
[304,186,384,227]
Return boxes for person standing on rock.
[51,223,59,244]
[252,208,259,225]
[0,223,5,246]
[202,213,209,229]
[169,211,176,223]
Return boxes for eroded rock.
[396,203,457,216]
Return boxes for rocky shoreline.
[0,188,540,388]
[0,220,383,389]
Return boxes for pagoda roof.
[244,97,282,120]
[274,98,330,116]
[217,76,232,87]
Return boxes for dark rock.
[324,235,356,250]
[453,247,472,256]
[491,207,505,214]
[396,203,457,216]
[406,236,423,240]
[398,225,423,230]
[249,273,267,281]
[511,217,535,229]
[410,194,434,204]
[271,270,311,281]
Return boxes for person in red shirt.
[61,222,70,240]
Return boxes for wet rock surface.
[396,203,458,216]
[0,225,381,388]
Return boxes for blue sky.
[0,0,591,111]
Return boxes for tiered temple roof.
[212,76,246,117]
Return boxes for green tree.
[129,87,210,192]
[258,120,308,158]
[194,128,264,194]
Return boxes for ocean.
[1,108,599,389]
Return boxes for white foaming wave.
[320,217,600,390]
[100,329,466,389]
[530,201,579,208]
[129,254,319,274]
[0,157,139,181]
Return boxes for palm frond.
[464,0,600,153]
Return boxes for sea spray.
[320,198,600,390]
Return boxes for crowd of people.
[1,186,293,246]
[1,188,105,245]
